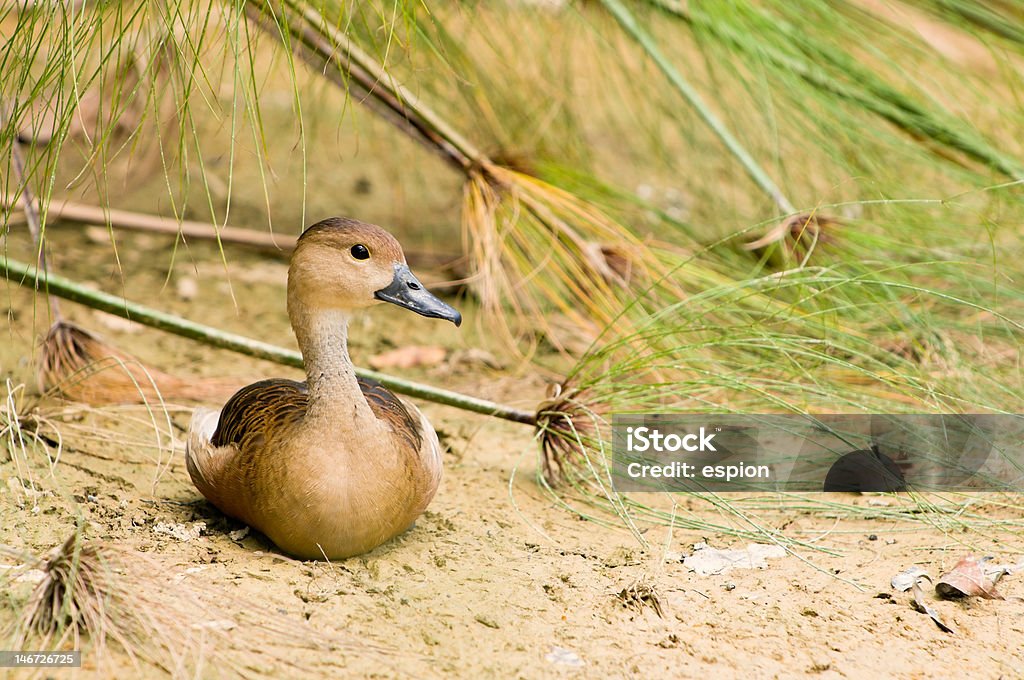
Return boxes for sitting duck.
[186,217,461,560]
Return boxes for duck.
[185,217,461,560]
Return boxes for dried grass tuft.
[39,321,243,405]
[2,534,403,677]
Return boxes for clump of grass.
[1,379,66,496]
[1,532,401,677]
[534,226,1024,544]
[11,534,108,648]
[38,321,243,404]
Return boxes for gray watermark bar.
[0,651,81,667]
[612,414,1024,492]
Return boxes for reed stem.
[598,0,797,215]
[4,105,62,320]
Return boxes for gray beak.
[374,263,462,327]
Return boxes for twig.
[1,193,293,252]
[4,106,62,319]
[0,194,465,269]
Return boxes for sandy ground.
[1,225,1023,679]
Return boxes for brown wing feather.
[211,376,422,452]
[358,377,423,452]
[211,379,309,450]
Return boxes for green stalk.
[916,0,1024,46]
[0,255,537,426]
[597,0,797,215]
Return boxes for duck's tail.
[185,407,226,503]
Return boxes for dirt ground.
[1,224,1023,679]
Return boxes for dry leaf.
[986,558,1024,578]
[935,555,1004,600]
[911,576,954,634]
[368,345,447,370]
[891,566,929,592]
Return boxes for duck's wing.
[185,379,309,517]
[186,376,432,512]
[210,379,310,449]
[356,376,423,452]
[358,376,441,508]
[204,376,421,452]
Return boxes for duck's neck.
[289,303,374,423]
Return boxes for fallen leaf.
[935,555,1004,600]
[891,566,929,592]
[911,577,954,634]
[369,345,447,370]
[986,558,1024,577]
[683,543,787,576]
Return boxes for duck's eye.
[351,244,370,260]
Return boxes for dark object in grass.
[823,448,906,492]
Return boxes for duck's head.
[289,217,462,326]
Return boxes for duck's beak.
[374,263,462,327]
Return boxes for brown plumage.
[210,377,421,453]
[185,218,461,560]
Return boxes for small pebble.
[85,226,111,244]
[176,276,199,301]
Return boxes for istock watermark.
[625,425,719,452]
[611,414,1024,493]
